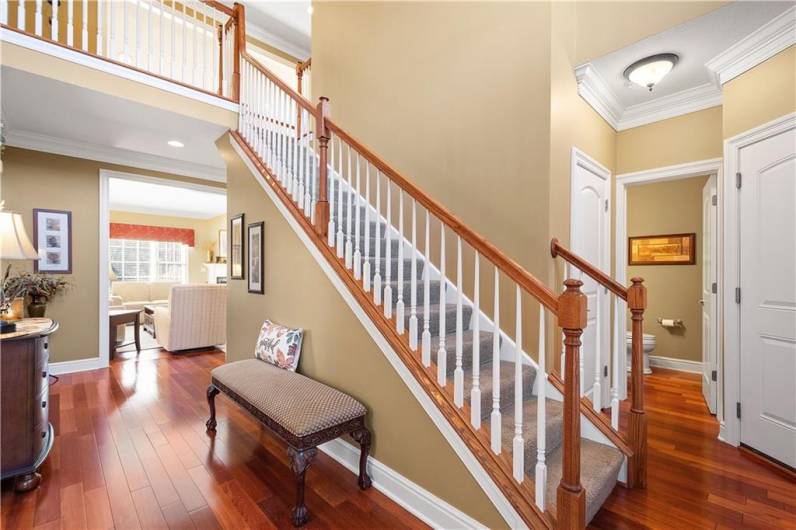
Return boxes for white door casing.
[570,148,611,409]
[737,125,796,467]
[701,175,718,414]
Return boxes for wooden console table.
[0,318,58,492]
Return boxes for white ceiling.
[109,177,226,219]
[1,67,228,181]
[579,2,794,130]
[242,1,311,60]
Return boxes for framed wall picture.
[218,229,228,259]
[247,222,264,294]
[230,214,245,279]
[33,208,72,274]
[628,233,696,265]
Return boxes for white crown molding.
[0,27,239,113]
[574,64,622,130]
[246,23,311,61]
[319,438,487,529]
[706,6,796,85]
[576,63,722,132]
[619,82,722,131]
[5,129,227,183]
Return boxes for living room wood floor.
[0,348,426,530]
[3,352,795,529]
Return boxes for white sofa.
[153,284,226,352]
[110,282,177,311]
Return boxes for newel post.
[232,2,246,102]
[556,279,587,530]
[314,97,331,237]
[627,277,647,488]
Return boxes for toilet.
[626,332,654,375]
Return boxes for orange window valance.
[110,223,195,247]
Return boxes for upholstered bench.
[206,359,372,527]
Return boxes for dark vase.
[27,303,47,318]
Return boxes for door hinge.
[604,199,609,212]
[712,282,717,294]
[736,172,742,189]
[712,194,717,206]
[735,287,742,304]
[711,370,717,382]
[604,365,608,378]
[736,402,742,419]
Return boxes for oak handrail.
[326,119,559,312]
[550,238,627,301]
[241,51,318,116]
[200,0,235,17]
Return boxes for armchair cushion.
[255,320,304,371]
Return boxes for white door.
[570,149,611,410]
[739,125,796,468]
[701,175,718,414]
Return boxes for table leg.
[134,314,141,353]
[109,320,117,361]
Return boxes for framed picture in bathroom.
[628,233,695,265]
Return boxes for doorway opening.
[615,159,722,414]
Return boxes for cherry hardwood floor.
[591,369,796,529]
[1,347,426,530]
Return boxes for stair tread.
[497,396,565,457]
[544,438,624,524]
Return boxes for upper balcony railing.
[1,0,244,101]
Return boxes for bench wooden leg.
[206,385,219,432]
[287,447,317,527]
[351,428,372,490]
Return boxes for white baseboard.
[319,438,486,530]
[648,355,703,374]
[49,356,107,375]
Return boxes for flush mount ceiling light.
[167,140,184,148]
[623,53,679,91]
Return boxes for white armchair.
[153,285,226,352]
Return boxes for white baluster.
[611,296,621,430]
[344,146,354,268]
[170,0,176,79]
[1,0,9,27]
[159,1,165,74]
[353,153,362,279]
[108,0,115,60]
[16,0,24,30]
[363,161,372,290]
[513,285,524,482]
[471,252,481,427]
[65,0,73,46]
[96,0,103,55]
[328,134,337,247]
[454,236,464,407]
[336,138,345,258]
[133,0,139,65]
[437,226,447,386]
[146,0,152,71]
[491,269,501,454]
[408,199,418,350]
[81,0,87,50]
[395,191,405,333]
[421,210,431,366]
[593,287,602,411]
[535,307,547,510]
[181,3,188,81]
[373,171,382,305]
[51,0,59,41]
[35,0,43,36]
[383,181,393,317]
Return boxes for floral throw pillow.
[254,320,304,371]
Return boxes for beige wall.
[0,146,225,363]
[627,176,709,362]
[615,107,723,175]
[723,46,796,139]
[221,137,506,528]
[109,211,226,284]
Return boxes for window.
[110,239,188,283]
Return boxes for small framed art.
[33,208,72,274]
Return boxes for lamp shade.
[0,211,39,260]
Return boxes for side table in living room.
[109,308,141,359]
[0,318,58,492]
